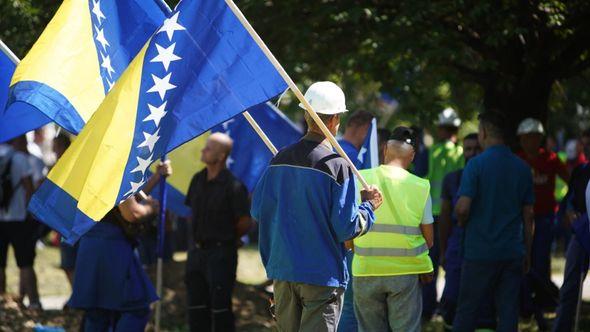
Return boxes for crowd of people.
[0,80,589,332]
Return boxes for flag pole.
[155,156,168,332]
[0,39,20,65]
[243,111,278,155]
[224,0,369,189]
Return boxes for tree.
[240,0,590,135]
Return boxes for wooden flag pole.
[0,39,20,65]
[242,111,278,155]
[224,0,369,189]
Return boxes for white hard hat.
[298,81,348,115]
[517,118,544,135]
[438,107,461,127]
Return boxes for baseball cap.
[389,126,417,151]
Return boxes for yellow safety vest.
[353,165,433,277]
[427,141,463,215]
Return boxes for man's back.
[252,137,369,288]
[459,145,534,260]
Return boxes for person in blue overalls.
[69,160,172,331]
[439,133,496,331]
[553,141,590,332]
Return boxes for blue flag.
[4,0,169,142]
[29,0,288,244]
[0,46,50,142]
[358,118,378,169]
[213,102,303,191]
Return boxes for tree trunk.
[482,75,554,146]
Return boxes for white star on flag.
[137,128,161,152]
[125,178,146,197]
[221,119,235,131]
[150,43,182,71]
[144,101,168,127]
[106,79,114,91]
[147,73,176,100]
[131,154,154,174]
[94,26,110,51]
[158,12,186,41]
[358,147,367,163]
[226,155,234,167]
[100,52,115,78]
[91,0,106,25]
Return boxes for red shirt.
[517,148,567,215]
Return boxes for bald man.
[185,132,252,332]
[352,127,434,332]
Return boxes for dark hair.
[346,110,374,128]
[464,133,478,141]
[478,110,506,139]
[54,133,71,150]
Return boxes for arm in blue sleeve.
[330,173,375,243]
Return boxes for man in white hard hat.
[424,107,464,319]
[516,117,569,329]
[252,81,383,331]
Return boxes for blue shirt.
[252,135,375,288]
[459,145,534,260]
[338,139,362,169]
[441,169,464,268]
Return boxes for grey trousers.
[273,280,345,332]
[353,275,422,332]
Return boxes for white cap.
[517,118,544,135]
[298,81,348,115]
[438,107,461,127]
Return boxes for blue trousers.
[552,235,589,332]
[453,258,522,332]
[338,250,357,332]
[83,308,150,332]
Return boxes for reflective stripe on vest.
[355,243,429,257]
[370,223,422,236]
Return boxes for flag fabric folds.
[358,118,379,170]
[0,44,50,142]
[29,0,288,244]
[4,0,168,138]
[212,102,302,191]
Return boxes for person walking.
[424,107,464,319]
[352,126,434,332]
[69,161,171,331]
[184,132,252,332]
[452,111,535,332]
[516,118,569,329]
[252,81,383,331]
[0,135,39,309]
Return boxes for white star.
[144,101,168,127]
[131,154,153,174]
[150,43,181,71]
[106,79,114,91]
[100,52,115,78]
[358,147,367,163]
[125,178,146,197]
[147,73,176,100]
[94,26,110,51]
[91,0,106,25]
[158,12,186,41]
[226,155,234,167]
[137,128,160,152]
[221,119,235,131]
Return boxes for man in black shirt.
[185,132,251,332]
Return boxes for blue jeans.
[338,250,357,332]
[552,235,589,332]
[453,258,522,332]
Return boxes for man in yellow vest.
[353,126,434,332]
[424,107,464,318]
